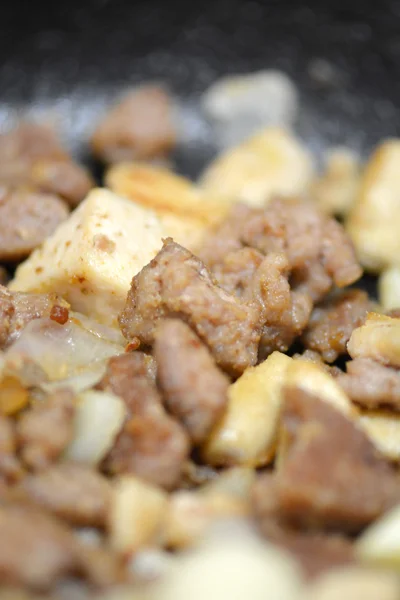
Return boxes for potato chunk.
[106,163,232,250]
[347,313,400,368]
[10,188,166,326]
[346,140,400,272]
[201,352,292,467]
[199,127,314,206]
[379,265,400,312]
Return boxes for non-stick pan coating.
[1,0,399,178]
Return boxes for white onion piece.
[69,311,126,346]
[41,362,108,394]
[6,317,124,382]
[64,389,126,466]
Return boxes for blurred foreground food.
[2,76,400,599]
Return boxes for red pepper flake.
[50,305,69,325]
[125,338,140,352]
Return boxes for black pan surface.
[1,0,400,180]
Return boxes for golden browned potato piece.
[379,266,400,312]
[358,410,400,462]
[311,148,361,217]
[346,141,400,272]
[106,162,234,250]
[356,503,400,569]
[199,127,314,206]
[201,351,292,468]
[347,313,400,368]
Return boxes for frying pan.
[0,0,395,294]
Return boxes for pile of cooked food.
[2,79,400,600]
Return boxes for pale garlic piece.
[311,147,361,216]
[199,127,314,206]
[379,265,400,312]
[201,351,292,467]
[356,503,400,568]
[64,389,126,466]
[152,521,302,600]
[358,410,400,462]
[346,140,400,272]
[347,313,400,368]
[303,567,400,600]
[110,475,168,555]
[201,70,299,148]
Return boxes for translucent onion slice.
[5,317,124,383]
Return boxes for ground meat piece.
[90,85,176,164]
[0,502,122,591]
[320,218,363,287]
[200,197,362,298]
[0,503,81,590]
[302,289,373,363]
[30,160,94,207]
[253,473,355,579]
[197,203,253,269]
[17,388,75,471]
[0,415,23,483]
[259,287,313,358]
[154,319,229,444]
[337,358,400,409]
[292,349,343,377]
[0,286,69,349]
[0,188,69,262]
[290,260,333,304]
[20,463,112,527]
[211,248,264,296]
[0,122,93,206]
[254,387,400,534]
[100,353,189,489]
[254,252,312,358]
[119,239,263,376]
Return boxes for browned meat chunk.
[253,473,355,579]
[119,239,263,376]
[0,285,69,349]
[211,247,264,296]
[0,503,82,590]
[154,319,229,443]
[292,349,343,377]
[197,203,253,269]
[0,266,9,285]
[20,463,112,527]
[90,85,176,164]
[200,198,362,299]
[100,353,189,489]
[0,502,122,591]
[257,253,313,357]
[254,387,400,533]
[0,415,23,483]
[0,122,93,206]
[337,358,400,409]
[17,389,75,471]
[30,160,94,208]
[0,189,69,262]
[302,289,373,363]
[198,198,361,359]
